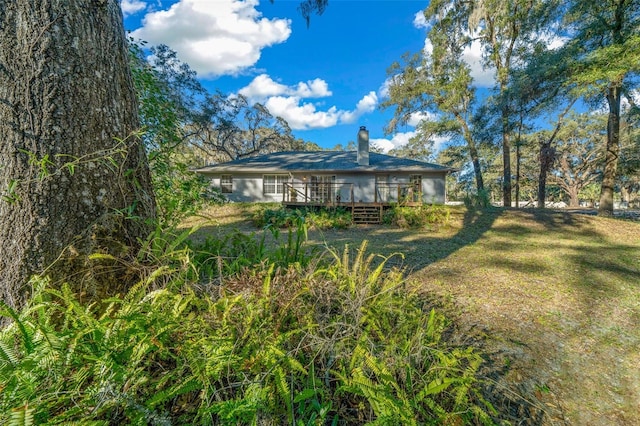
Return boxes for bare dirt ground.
[183,205,640,425]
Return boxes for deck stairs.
[352,205,383,224]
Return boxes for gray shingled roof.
[195,151,454,174]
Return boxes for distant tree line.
[381,0,639,214]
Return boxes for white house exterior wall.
[207,172,447,204]
[210,173,284,203]
[421,173,446,204]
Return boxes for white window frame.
[409,174,423,202]
[263,174,288,195]
[220,174,233,193]
[409,174,422,189]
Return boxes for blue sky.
[121,0,492,151]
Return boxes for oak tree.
[0,0,155,309]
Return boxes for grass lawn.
[184,204,640,425]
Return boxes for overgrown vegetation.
[0,223,494,425]
[463,190,492,210]
[252,206,352,230]
[383,203,451,229]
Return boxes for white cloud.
[413,10,428,29]
[461,38,495,87]
[407,111,436,127]
[237,76,379,130]
[295,79,332,98]
[121,0,147,16]
[239,74,331,99]
[420,36,495,88]
[371,132,416,153]
[264,91,379,130]
[378,77,393,99]
[372,132,450,154]
[130,0,291,77]
[341,92,378,124]
[265,96,341,130]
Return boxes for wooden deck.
[281,182,423,224]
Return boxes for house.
[195,127,454,222]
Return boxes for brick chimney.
[357,126,369,166]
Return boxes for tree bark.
[537,138,555,208]
[0,0,156,310]
[568,186,579,208]
[502,118,512,207]
[459,118,484,192]
[598,85,621,217]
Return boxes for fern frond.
[0,303,34,354]
[9,404,34,426]
[0,340,18,367]
[146,376,201,409]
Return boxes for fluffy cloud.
[461,38,495,87]
[121,0,147,16]
[340,92,378,124]
[265,96,341,129]
[421,36,496,88]
[371,132,417,153]
[372,132,449,154]
[413,10,428,29]
[407,111,437,127]
[239,74,331,99]
[130,0,291,77]
[238,76,379,130]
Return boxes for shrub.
[385,203,451,230]
[251,206,303,228]
[253,206,352,230]
[307,207,352,230]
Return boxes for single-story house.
[195,127,454,221]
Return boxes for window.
[409,175,422,189]
[409,175,422,202]
[263,175,288,195]
[310,175,336,202]
[376,175,389,202]
[220,175,233,193]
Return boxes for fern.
[8,404,34,426]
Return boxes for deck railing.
[283,182,355,206]
[375,183,422,204]
[283,182,423,205]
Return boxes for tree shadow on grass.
[367,207,504,272]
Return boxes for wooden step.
[352,206,382,224]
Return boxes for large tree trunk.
[502,109,512,207]
[598,85,621,217]
[568,186,580,208]
[537,137,555,209]
[0,0,156,310]
[460,119,484,192]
